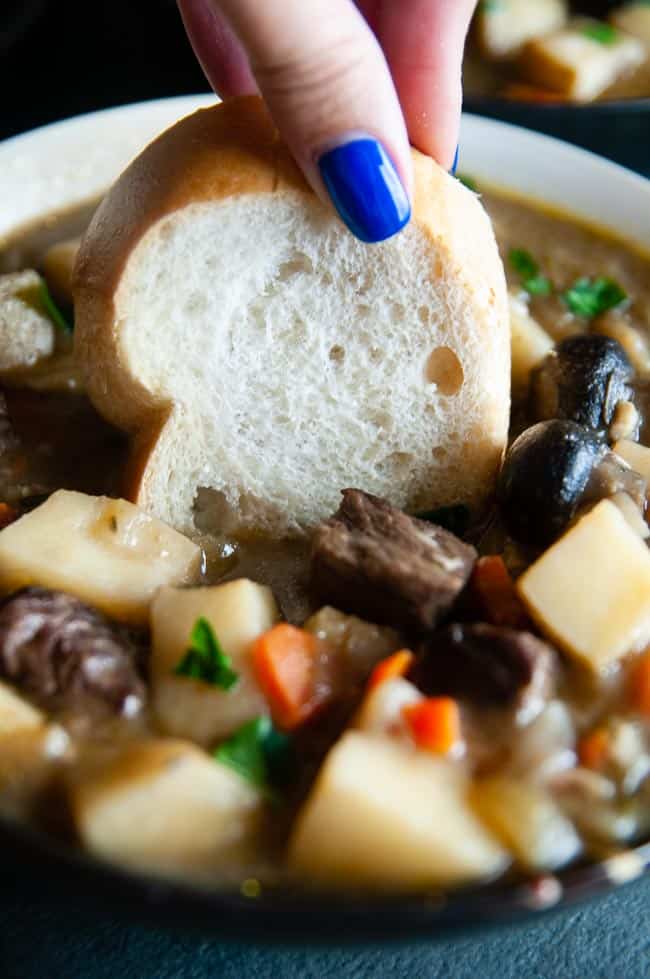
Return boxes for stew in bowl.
[0,104,649,910]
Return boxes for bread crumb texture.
[75,99,509,538]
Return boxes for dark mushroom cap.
[498,420,605,549]
[531,334,633,431]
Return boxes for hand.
[178,0,477,242]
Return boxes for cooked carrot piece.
[0,503,19,530]
[628,649,650,717]
[402,697,461,755]
[253,623,319,730]
[368,649,414,690]
[577,728,610,771]
[471,555,528,628]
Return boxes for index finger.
[375,0,477,168]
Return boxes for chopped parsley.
[508,248,552,297]
[480,0,503,11]
[174,617,239,690]
[16,279,73,334]
[214,716,292,799]
[561,277,627,319]
[38,280,73,334]
[581,22,619,45]
[417,504,470,538]
[457,173,478,192]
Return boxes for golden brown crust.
[74,97,310,505]
[73,97,307,434]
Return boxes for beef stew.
[0,182,648,895]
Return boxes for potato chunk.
[509,290,554,398]
[0,681,44,735]
[0,270,55,371]
[354,677,422,738]
[610,4,650,45]
[519,19,645,100]
[517,500,650,672]
[73,739,263,880]
[0,490,201,625]
[151,580,279,745]
[304,605,401,682]
[42,238,81,306]
[613,439,650,484]
[289,732,507,890]
[0,724,71,819]
[475,0,568,59]
[470,776,581,871]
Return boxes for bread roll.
[73,96,509,538]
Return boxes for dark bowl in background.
[463,0,650,175]
[463,95,650,176]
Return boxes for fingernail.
[318,137,411,244]
[450,144,459,176]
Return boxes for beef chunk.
[412,622,555,708]
[311,489,477,633]
[0,391,16,457]
[0,588,145,716]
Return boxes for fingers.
[376,0,477,168]
[209,0,412,243]
[177,0,257,96]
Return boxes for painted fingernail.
[318,137,411,244]
[450,144,459,176]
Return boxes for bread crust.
[73,96,510,532]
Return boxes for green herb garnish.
[581,22,619,45]
[214,716,291,799]
[561,277,627,319]
[417,504,470,538]
[523,274,552,296]
[38,280,73,334]
[174,617,239,689]
[16,279,73,334]
[457,173,478,192]
[509,249,538,280]
[509,248,552,296]
[480,0,503,12]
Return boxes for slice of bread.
[73,96,510,539]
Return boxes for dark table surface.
[1,3,649,976]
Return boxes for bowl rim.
[1,814,648,942]
[0,95,649,941]
[464,93,650,114]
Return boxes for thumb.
[210,0,412,243]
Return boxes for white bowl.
[1,95,649,253]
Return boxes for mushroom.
[498,419,646,549]
[531,334,633,432]
[498,420,605,548]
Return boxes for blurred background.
[0,0,648,174]
[0,0,206,141]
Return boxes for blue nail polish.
[450,144,459,176]
[318,138,411,244]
